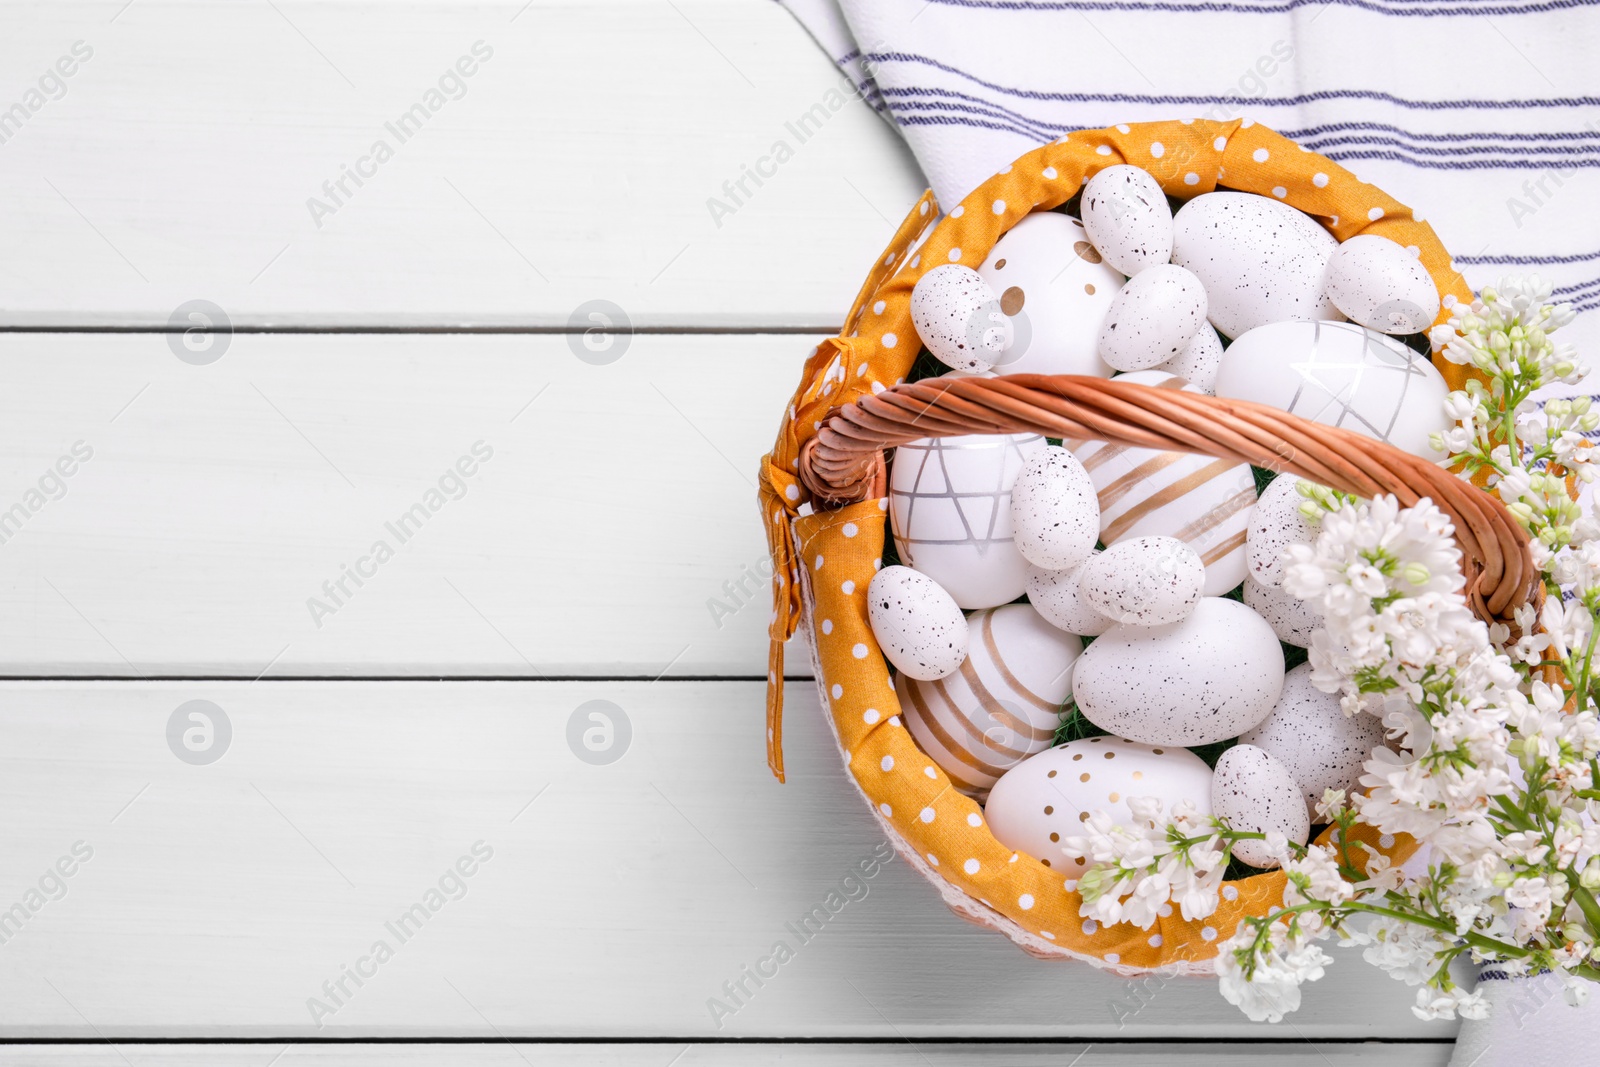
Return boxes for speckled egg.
[985,738,1214,876]
[1067,371,1256,595]
[1247,475,1318,587]
[978,212,1124,377]
[1214,320,1451,459]
[1097,264,1208,372]
[1324,235,1440,335]
[1025,555,1114,637]
[901,603,1082,798]
[1073,597,1285,745]
[866,565,968,681]
[910,264,1014,372]
[1080,164,1175,276]
[1211,744,1311,869]
[1171,192,1342,337]
[1241,663,1389,816]
[1010,445,1100,571]
[889,431,1045,609]
[1243,575,1323,648]
[1077,536,1204,626]
[1154,321,1223,394]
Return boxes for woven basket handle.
[797,373,1540,627]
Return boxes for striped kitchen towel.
[779,0,1600,382]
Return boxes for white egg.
[1097,264,1208,372]
[1010,445,1100,570]
[1073,598,1285,746]
[985,738,1213,876]
[978,212,1124,376]
[910,264,1013,372]
[1211,744,1310,869]
[1153,321,1223,394]
[1241,663,1390,817]
[1080,164,1175,276]
[1243,575,1323,648]
[901,603,1082,798]
[866,565,968,681]
[1067,370,1256,595]
[1247,475,1318,587]
[889,431,1044,609]
[1324,235,1441,335]
[1077,536,1204,626]
[1025,556,1114,637]
[1171,192,1342,337]
[1213,320,1451,459]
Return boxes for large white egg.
[866,565,968,681]
[889,431,1044,609]
[1324,235,1440,335]
[1154,321,1223,394]
[901,603,1082,798]
[1080,164,1175,276]
[1097,264,1208,372]
[1243,575,1323,649]
[1171,192,1341,337]
[910,264,1013,372]
[1073,598,1284,746]
[1067,370,1256,594]
[1241,663,1389,817]
[985,738,1214,876]
[1212,744,1310,869]
[1077,536,1204,626]
[1025,556,1114,637]
[978,212,1124,376]
[1010,445,1100,570]
[1247,475,1318,587]
[1213,320,1451,459]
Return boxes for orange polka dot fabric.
[757,118,1446,969]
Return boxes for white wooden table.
[0,2,1456,1063]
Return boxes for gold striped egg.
[901,602,1082,798]
[1066,370,1255,595]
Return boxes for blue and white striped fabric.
[780,0,1600,379]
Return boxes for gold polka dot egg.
[977,212,1125,377]
[1066,369,1256,594]
[983,738,1213,877]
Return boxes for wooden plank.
[0,332,807,677]
[0,0,924,329]
[0,680,1453,1040]
[0,1041,1457,1065]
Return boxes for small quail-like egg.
[1211,743,1311,869]
[1097,264,1208,372]
[1247,475,1319,587]
[1024,555,1113,637]
[910,264,1013,372]
[1010,445,1100,571]
[866,565,969,681]
[1324,234,1440,335]
[1079,164,1175,276]
[1076,536,1204,626]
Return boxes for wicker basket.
[757,118,1539,974]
